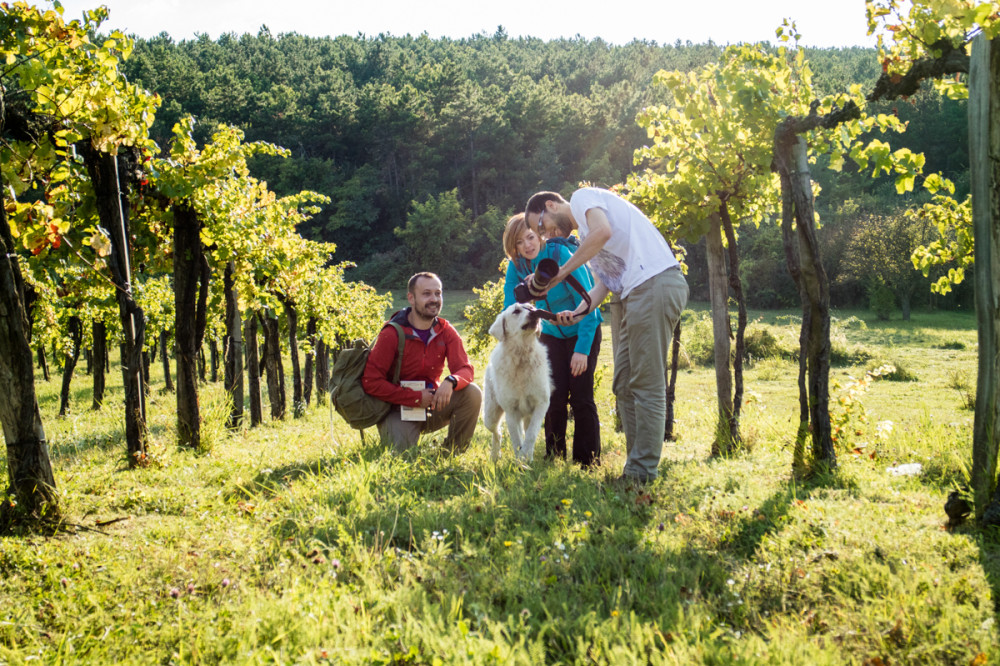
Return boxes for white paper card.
[400,381,426,421]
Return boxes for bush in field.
[680,311,714,365]
[830,320,875,366]
[682,312,793,367]
[947,368,976,410]
[867,359,918,381]
[833,315,868,331]
[744,325,793,366]
[463,270,506,356]
[868,280,896,320]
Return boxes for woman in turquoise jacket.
[502,213,603,467]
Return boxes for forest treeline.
[123,28,972,309]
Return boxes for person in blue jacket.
[501,213,603,467]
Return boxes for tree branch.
[867,42,970,102]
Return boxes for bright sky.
[54,0,878,48]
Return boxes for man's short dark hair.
[408,272,441,294]
[525,191,566,216]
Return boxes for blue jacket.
[503,238,602,356]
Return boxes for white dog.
[482,304,552,463]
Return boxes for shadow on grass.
[226,439,874,662]
[719,472,844,561]
[978,528,1000,618]
[231,437,396,500]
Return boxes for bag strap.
[387,321,406,384]
[532,273,592,322]
[531,241,592,321]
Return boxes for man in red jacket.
[362,272,482,452]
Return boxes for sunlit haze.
[55,0,878,48]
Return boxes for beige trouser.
[614,267,688,480]
[378,383,483,453]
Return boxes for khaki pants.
[378,383,483,453]
[614,267,688,480]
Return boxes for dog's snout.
[522,306,542,329]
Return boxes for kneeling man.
[362,272,482,452]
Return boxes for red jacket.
[362,308,475,407]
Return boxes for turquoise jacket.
[503,238,602,356]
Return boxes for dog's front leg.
[483,390,504,463]
[521,408,546,462]
[505,412,526,460]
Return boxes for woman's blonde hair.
[501,212,536,261]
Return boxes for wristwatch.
[444,375,458,388]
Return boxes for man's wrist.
[444,375,458,388]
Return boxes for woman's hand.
[569,352,588,377]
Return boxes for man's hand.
[569,352,588,377]
[554,306,585,326]
[419,388,435,408]
[430,381,453,410]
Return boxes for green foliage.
[462,271,506,356]
[750,356,792,381]
[679,312,794,367]
[868,279,896,320]
[114,29,968,300]
[866,0,1000,99]
[947,368,977,410]
[841,212,932,319]
[908,184,973,295]
[1,1,158,258]
[829,363,897,449]
[626,41,803,241]
[394,190,471,285]
[678,311,715,366]
[743,325,793,366]
[834,315,869,331]
[824,316,877,366]
[829,333,876,367]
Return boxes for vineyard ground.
[0,303,997,664]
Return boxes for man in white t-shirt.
[525,188,689,484]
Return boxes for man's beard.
[415,302,440,319]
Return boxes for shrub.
[743,326,792,365]
[680,314,792,367]
[773,314,802,326]
[866,359,918,381]
[672,347,692,370]
[868,281,895,321]
[947,368,976,410]
[680,312,716,366]
[829,331,874,366]
[833,315,868,331]
[462,274,505,356]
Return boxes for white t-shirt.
[570,187,678,298]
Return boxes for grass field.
[0,302,997,664]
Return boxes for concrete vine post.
[969,34,1000,524]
